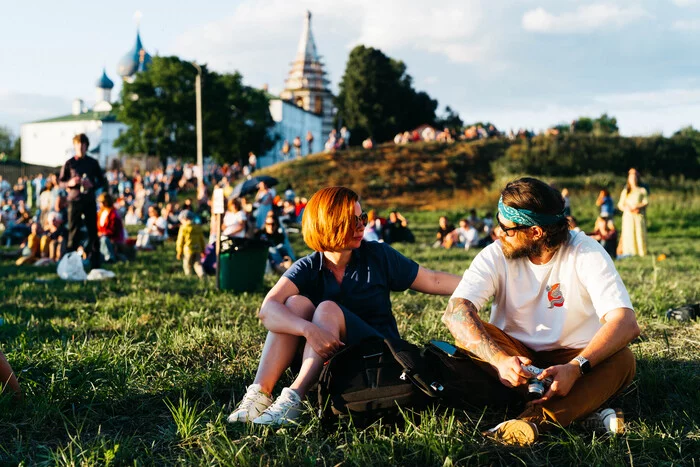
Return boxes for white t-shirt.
[223,211,246,238]
[451,231,633,351]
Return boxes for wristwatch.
[573,356,591,375]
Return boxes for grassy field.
[1,184,699,466]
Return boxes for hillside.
[261,139,508,210]
[259,134,700,209]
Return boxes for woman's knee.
[284,295,315,320]
[312,301,344,324]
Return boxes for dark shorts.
[338,304,385,346]
[290,304,392,372]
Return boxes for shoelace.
[265,394,297,416]
[238,387,264,410]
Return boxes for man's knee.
[608,346,636,387]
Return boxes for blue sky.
[2,0,700,137]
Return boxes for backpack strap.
[384,338,442,397]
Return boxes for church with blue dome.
[22,12,332,171]
[20,27,151,168]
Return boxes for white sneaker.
[252,387,303,426]
[582,408,625,434]
[227,384,273,423]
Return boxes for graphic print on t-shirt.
[546,283,565,308]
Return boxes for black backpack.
[317,338,522,424]
[317,337,440,424]
[420,340,522,411]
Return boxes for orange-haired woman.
[227,186,460,427]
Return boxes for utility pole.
[192,62,203,188]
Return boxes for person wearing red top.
[97,193,125,263]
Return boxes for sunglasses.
[497,216,530,237]
[354,211,369,228]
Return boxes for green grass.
[1,185,699,465]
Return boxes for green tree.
[435,106,463,131]
[336,45,438,143]
[572,117,594,133]
[0,126,13,154]
[10,137,21,161]
[116,56,274,165]
[593,113,619,135]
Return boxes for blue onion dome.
[95,68,114,89]
[117,30,151,77]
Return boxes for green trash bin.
[219,239,269,293]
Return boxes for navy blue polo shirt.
[283,241,420,340]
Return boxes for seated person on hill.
[136,206,167,249]
[16,222,42,266]
[588,216,618,259]
[124,205,140,226]
[278,200,298,227]
[39,212,67,264]
[256,214,295,273]
[227,186,461,426]
[443,177,639,446]
[362,209,383,242]
[433,216,456,248]
[97,193,126,263]
[450,218,480,250]
[222,198,247,239]
[383,211,415,244]
[467,209,481,229]
[163,203,180,238]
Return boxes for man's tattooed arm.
[441,297,506,366]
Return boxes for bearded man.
[443,177,639,445]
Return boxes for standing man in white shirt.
[443,177,640,446]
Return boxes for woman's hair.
[98,193,114,208]
[501,177,569,250]
[228,198,242,212]
[625,168,642,193]
[302,186,359,252]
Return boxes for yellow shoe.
[483,419,539,446]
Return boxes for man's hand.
[303,323,344,360]
[69,175,81,188]
[532,362,581,404]
[81,177,94,190]
[495,355,533,388]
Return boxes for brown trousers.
[475,321,636,431]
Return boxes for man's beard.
[501,236,544,259]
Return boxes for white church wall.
[258,99,323,169]
[21,119,127,169]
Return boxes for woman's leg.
[288,301,346,398]
[252,295,316,394]
[0,350,21,400]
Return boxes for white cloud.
[594,88,700,108]
[671,19,700,30]
[522,4,652,34]
[671,0,699,6]
[171,0,490,90]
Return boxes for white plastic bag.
[56,251,88,281]
[87,269,116,281]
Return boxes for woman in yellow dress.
[617,168,648,257]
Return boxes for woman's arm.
[258,277,310,336]
[409,266,461,296]
[259,277,344,356]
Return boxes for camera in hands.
[521,364,553,400]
